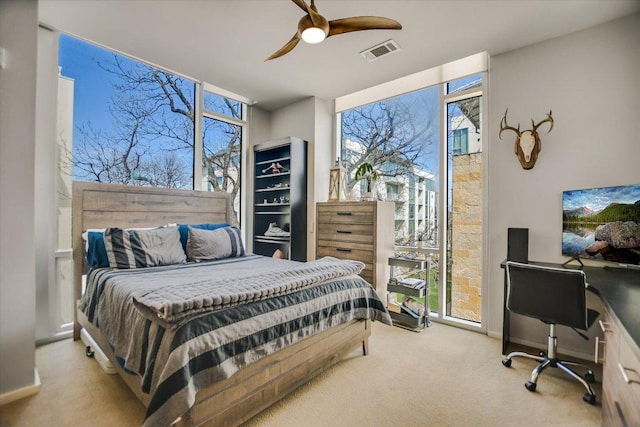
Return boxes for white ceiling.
[40,0,640,111]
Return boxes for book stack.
[397,277,426,290]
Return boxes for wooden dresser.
[316,201,394,300]
[600,306,640,427]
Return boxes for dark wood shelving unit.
[253,137,307,261]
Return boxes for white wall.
[487,13,640,356]
[35,25,60,343]
[268,96,334,259]
[0,0,39,399]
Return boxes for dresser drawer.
[601,310,640,427]
[317,240,374,256]
[315,201,394,294]
[316,223,374,244]
[316,244,373,265]
[317,203,374,225]
[617,336,640,425]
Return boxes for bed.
[72,182,391,427]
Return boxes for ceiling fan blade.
[266,33,301,61]
[289,0,324,27]
[306,3,325,28]
[290,0,309,14]
[328,16,402,37]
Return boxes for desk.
[500,260,640,359]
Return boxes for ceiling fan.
[266,0,402,60]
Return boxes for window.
[340,86,440,248]
[201,90,245,225]
[58,34,247,223]
[59,34,196,188]
[338,62,485,328]
[53,34,248,337]
[452,129,468,155]
[446,85,483,323]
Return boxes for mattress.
[80,254,391,426]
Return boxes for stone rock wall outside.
[450,152,482,322]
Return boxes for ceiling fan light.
[301,27,326,44]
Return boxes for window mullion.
[202,110,246,127]
[194,82,204,190]
[438,82,448,320]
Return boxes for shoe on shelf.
[402,296,426,317]
[264,222,290,237]
[262,162,283,174]
[275,162,289,172]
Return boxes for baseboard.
[487,329,502,340]
[0,369,41,406]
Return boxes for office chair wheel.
[583,393,596,405]
[525,381,537,392]
[584,372,595,383]
[502,358,512,368]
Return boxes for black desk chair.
[502,261,599,404]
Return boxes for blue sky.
[58,34,121,134]
[58,33,198,183]
[563,184,640,211]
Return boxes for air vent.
[360,39,401,62]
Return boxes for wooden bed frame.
[72,182,371,426]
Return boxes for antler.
[532,110,554,134]
[499,109,521,140]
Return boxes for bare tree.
[72,54,242,221]
[341,95,437,192]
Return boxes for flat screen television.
[562,184,640,267]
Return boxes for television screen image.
[562,184,640,266]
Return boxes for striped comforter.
[80,255,391,427]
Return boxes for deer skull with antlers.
[499,109,554,169]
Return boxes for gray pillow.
[186,226,245,262]
[104,226,186,269]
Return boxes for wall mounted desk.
[500,260,640,360]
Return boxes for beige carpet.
[0,322,601,427]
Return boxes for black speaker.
[507,228,529,263]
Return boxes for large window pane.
[446,94,482,323]
[340,72,484,326]
[59,34,195,188]
[204,91,243,120]
[446,74,482,94]
[340,86,440,248]
[53,33,247,340]
[202,117,242,225]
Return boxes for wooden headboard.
[72,181,233,339]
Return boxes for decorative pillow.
[178,223,229,252]
[86,230,110,269]
[186,226,245,262]
[104,226,186,269]
[82,227,156,269]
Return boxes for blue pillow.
[178,223,229,252]
[86,231,110,269]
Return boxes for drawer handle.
[595,336,605,364]
[599,320,612,333]
[336,248,352,252]
[336,212,352,216]
[617,361,640,385]
[336,230,352,234]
